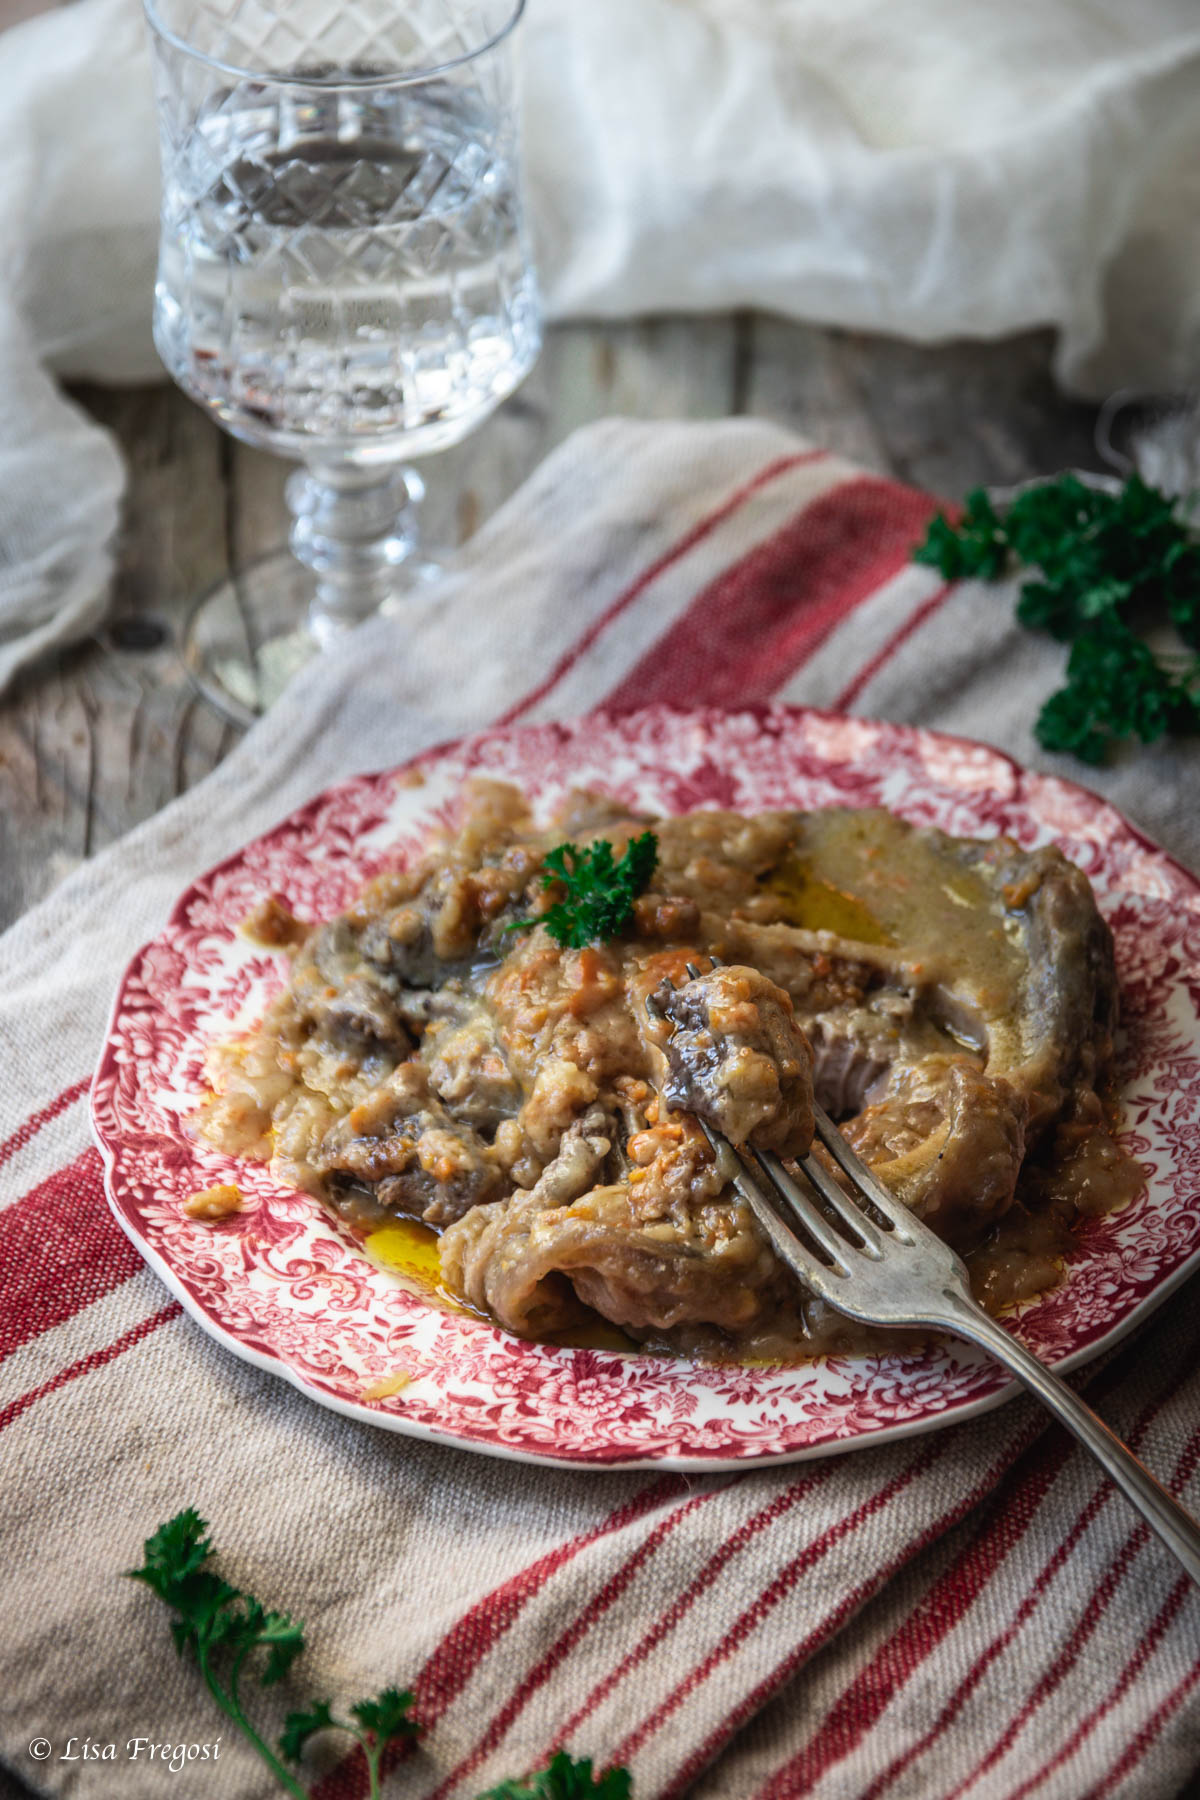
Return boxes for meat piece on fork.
[654,963,815,1159]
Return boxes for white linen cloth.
[4,0,1200,684]
[0,418,1198,1800]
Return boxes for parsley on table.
[913,472,1200,764]
[511,832,659,948]
[129,1510,417,1800]
[130,1510,633,1800]
[281,1688,419,1797]
[477,1749,633,1800]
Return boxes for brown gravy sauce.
[358,1102,1142,1366]
[200,791,1142,1366]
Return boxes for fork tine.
[682,954,886,1257]
[759,1147,885,1259]
[697,954,909,1234]
[740,1144,857,1271]
[691,1115,842,1288]
[642,961,1200,1589]
[717,944,910,1242]
[811,1104,918,1243]
[670,958,871,1267]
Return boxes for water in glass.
[155,76,540,461]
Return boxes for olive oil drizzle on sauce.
[766,851,892,944]
[364,1217,638,1352]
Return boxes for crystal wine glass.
[144,0,541,723]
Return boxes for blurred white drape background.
[4,0,1200,684]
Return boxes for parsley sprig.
[129,1510,416,1800]
[914,473,1200,763]
[512,832,658,948]
[130,1510,632,1800]
[280,1689,420,1795]
[478,1751,632,1800]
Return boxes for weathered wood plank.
[0,319,1102,933]
[743,321,1105,493]
[0,381,233,923]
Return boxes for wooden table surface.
[0,316,1106,933]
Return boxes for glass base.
[181,546,444,727]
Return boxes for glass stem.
[286,462,422,645]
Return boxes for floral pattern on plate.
[91,707,1200,1468]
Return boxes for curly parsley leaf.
[130,1511,306,1678]
[1167,546,1200,649]
[131,1512,421,1800]
[476,1749,633,1800]
[279,1701,337,1765]
[1036,621,1200,764]
[351,1686,420,1742]
[132,1507,213,1594]
[132,1515,626,1800]
[510,831,658,948]
[284,1686,419,1794]
[913,488,1008,581]
[913,472,1200,762]
[130,1512,309,1799]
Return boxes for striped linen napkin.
[1,418,1197,1800]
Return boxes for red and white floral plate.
[91,707,1200,1468]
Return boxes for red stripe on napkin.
[425,1485,726,1800]
[854,1489,1108,1800]
[413,1475,688,1721]
[772,1440,1076,1800]
[498,450,825,726]
[0,1148,141,1364]
[0,1301,181,1434]
[615,1435,949,1773]
[659,1416,1046,1800]
[1083,1657,1200,1800]
[996,1419,1200,1800]
[600,478,939,715]
[832,580,956,712]
[0,1076,90,1173]
[544,1462,840,1764]
[769,1327,1183,1800]
[946,1526,1157,1800]
[311,1475,693,1800]
[1013,1570,1194,1800]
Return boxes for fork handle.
[942,1295,1200,1585]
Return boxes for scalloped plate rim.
[89,703,1200,1470]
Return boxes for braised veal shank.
[197,782,1139,1359]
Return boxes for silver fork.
[648,963,1200,1584]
